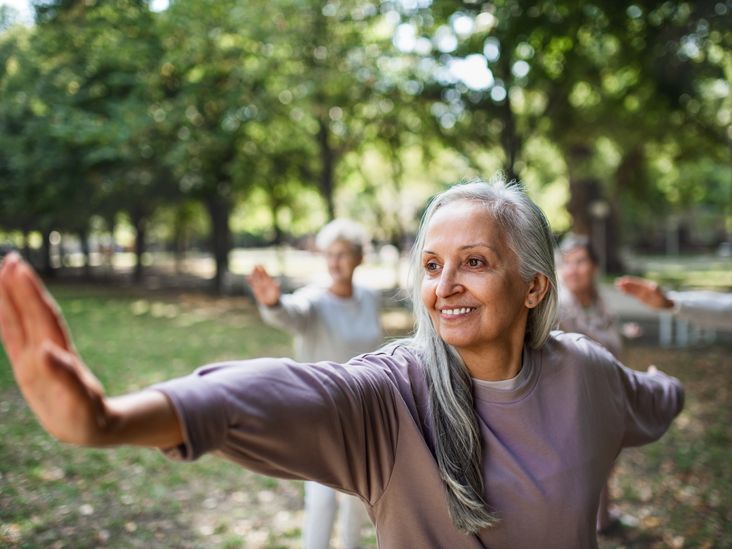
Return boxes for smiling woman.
[0,176,684,549]
[419,202,546,378]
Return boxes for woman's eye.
[467,258,484,267]
[424,261,439,272]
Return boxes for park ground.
[0,265,730,548]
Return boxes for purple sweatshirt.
[153,331,683,548]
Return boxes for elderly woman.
[248,219,383,549]
[0,178,683,548]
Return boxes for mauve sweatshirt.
[153,331,684,548]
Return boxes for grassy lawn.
[0,283,730,547]
[0,284,308,548]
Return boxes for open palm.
[247,265,282,307]
[0,254,108,445]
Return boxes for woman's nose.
[435,266,462,298]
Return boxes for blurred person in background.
[556,234,636,535]
[248,218,383,549]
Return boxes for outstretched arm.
[615,276,675,310]
[0,253,182,448]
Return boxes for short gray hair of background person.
[315,218,369,257]
[557,233,599,266]
[406,176,558,534]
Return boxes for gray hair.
[315,218,368,256]
[558,233,599,265]
[406,176,558,534]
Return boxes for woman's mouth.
[440,307,476,317]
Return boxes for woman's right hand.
[247,265,281,307]
[0,253,182,448]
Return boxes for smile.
[440,307,476,316]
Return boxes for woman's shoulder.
[346,341,427,389]
[348,340,422,370]
[542,330,620,370]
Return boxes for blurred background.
[0,1,730,547]
[0,0,730,292]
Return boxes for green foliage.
[0,0,730,279]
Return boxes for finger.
[13,258,72,351]
[45,342,104,401]
[0,255,26,362]
[616,279,643,296]
[248,266,266,284]
[615,276,638,291]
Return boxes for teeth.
[442,307,474,316]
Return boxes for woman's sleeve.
[151,354,401,502]
[614,361,685,448]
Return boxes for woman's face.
[420,200,534,361]
[558,247,597,296]
[324,239,362,286]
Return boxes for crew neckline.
[471,346,540,403]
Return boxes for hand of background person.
[247,265,281,307]
[0,253,182,448]
[615,276,675,310]
[621,321,643,339]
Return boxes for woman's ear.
[525,274,550,309]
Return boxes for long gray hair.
[406,176,558,534]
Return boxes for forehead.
[560,246,591,262]
[424,201,501,243]
[325,239,357,253]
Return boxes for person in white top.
[616,276,732,330]
[247,219,383,549]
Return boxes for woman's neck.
[329,281,354,298]
[460,338,525,382]
[574,288,595,308]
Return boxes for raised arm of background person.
[247,265,281,307]
[0,253,183,449]
[616,275,732,330]
[615,276,675,310]
[248,264,313,333]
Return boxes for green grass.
[0,284,308,548]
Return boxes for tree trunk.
[78,228,92,279]
[131,212,147,284]
[270,198,285,245]
[205,193,232,294]
[565,143,625,274]
[22,229,31,261]
[498,60,520,183]
[173,206,187,275]
[318,117,336,220]
[41,229,54,277]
